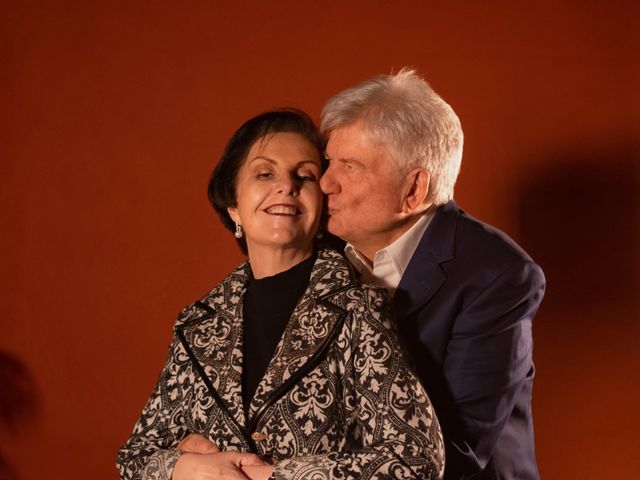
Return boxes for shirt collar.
[344,209,435,294]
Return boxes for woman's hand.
[241,465,274,480]
[172,451,269,480]
[174,435,273,480]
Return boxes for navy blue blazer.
[394,201,545,480]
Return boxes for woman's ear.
[227,207,240,225]
[402,168,430,214]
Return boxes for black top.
[242,253,316,414]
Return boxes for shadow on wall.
[518,145,640,311]
[0,352,41,480]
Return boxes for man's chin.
[326,220,347,239]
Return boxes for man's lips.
[326,207,338,215]
[264,204,301,215]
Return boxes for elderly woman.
[116,109,444,480]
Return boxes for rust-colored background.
[2,1,639,478]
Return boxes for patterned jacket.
[117,248,444,479]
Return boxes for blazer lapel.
[394,201,458,318]
[176,263,251,437]
[247,249,352,427]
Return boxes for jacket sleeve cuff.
[141,449,183,480]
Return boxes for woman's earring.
[234,223,243,239]
[315,230,324,239]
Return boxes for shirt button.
[251,431,267,442]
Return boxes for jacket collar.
[176,248,355,442]
[394,200,459,317]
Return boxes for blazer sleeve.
[443,259,545,477]
[116,334,188,480]
[273,288,445,480]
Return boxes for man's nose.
[320,166,337,194]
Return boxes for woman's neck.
[247,245,314,279]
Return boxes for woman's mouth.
[265,204,301,215]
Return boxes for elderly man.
[320,69,545,479]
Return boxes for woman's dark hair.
[208,108,325,254]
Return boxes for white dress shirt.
[344,210,434,296]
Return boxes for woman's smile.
[264,204,302,216]
[227,131,323,255]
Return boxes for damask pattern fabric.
[116,248,444,480]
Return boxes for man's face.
[320,122,408,259]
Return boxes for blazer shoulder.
[455,217,545,299]
[454,207,541,271]
[174,260,251,329]
[313,248,394,319]
[424,202,544,289]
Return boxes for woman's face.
[228,132,323,257]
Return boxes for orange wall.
[2,1,639,478]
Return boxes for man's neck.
[354,214,424,263]
[345,209,435,294]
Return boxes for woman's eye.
[296,171,317,182]
[256,171,273,179]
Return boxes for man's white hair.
[321,68,463,206]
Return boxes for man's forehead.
[327,122,369,140]
[326,125,388,159]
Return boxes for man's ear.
[227,207,240,225]
[402,168,430,214]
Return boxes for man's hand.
[177,433,220,454]
[172,451,269,480]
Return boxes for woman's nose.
[276,174,300,195]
